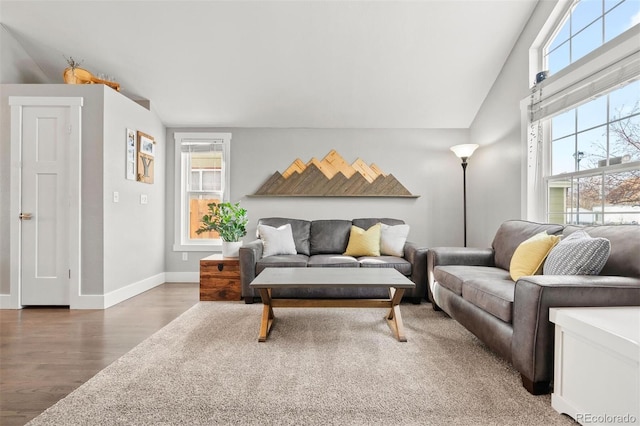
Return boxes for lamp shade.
[450,144,479,159]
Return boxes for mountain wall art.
[251,150,418,197]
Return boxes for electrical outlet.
[113,191,119,203]
[182,252,188,261]
[140,194,148,204]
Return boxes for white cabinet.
[550,307,640,426]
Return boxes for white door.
[20,106,70,305]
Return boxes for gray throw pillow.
[543,230,611,275]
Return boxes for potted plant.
[196,202,248,258]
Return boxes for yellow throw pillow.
[343,224,381,257]
[510,231,561,281]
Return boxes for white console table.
[550,307,640,426]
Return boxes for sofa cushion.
[308,255,359,267]
[343,224,381,257]
[358,256,412,276]
[543,230,611,276]
[462,278,515,323]
[256,254,309,274]
[492,220,564,271]
[257,224,297,257]
[310,220,352,254]
[380,223,410,257]
[434,265,512,296]
[563,224,640,278]
[509,232,560,281]
[258,218,311,256]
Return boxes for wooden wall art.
[136,131,155,184]
[251,150,418,197]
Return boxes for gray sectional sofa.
[427,220,640,395]
[239,217,428,303]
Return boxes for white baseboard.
[102,273,166,309]
[0,293,20,309]
[165,272,199,283]
[71,294,107,310]
[2,271,198,310]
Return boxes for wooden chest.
[199,254,242,301]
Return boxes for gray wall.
[166,127,469,273]
[0,25,49,84]
[102,88,166,293]
[467,1,557,248]
[0,84,165,297]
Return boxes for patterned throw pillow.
[343,224,381,257]
[543,230,611,275]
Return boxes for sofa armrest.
[427,247,495,302]
[239,239,263,299]
[512,275,640,386]
[428,247,495,267]
[404,241,428,300]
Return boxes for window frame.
[173,132,232,252]
[522,2,640,222]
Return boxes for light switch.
[140,194,148,204]
[182,252,188,261]
[113,191,119,203]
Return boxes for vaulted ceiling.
[1,0,538,128]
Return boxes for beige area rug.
[28,302,575,426]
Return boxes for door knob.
[19,213,32,220]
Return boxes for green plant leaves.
[195,202,248,242]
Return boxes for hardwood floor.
[0,283,199,426]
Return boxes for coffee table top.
[249,267,415,289]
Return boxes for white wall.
[165,127,470,273]
[0,25,49,84]
[467,0,558,248]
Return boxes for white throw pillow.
[257,224,297,257]
[379,223,410,257]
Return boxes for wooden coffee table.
[249,267,416,342]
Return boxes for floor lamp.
[450,144,479,247]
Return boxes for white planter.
[222,241,242,258]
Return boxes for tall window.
[545,0,638,74]
[547,81,640,224]
[526,0,639,225]
[174,132,231,250]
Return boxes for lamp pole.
[450,144,479,247]
[461,157,469,247]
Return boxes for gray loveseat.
[239,217,428,304]
[427,220,640,395]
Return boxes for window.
[173,132,231,251]
[524,0,639,225]
[544,0,639,75]
[546,81,640,224]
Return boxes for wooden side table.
[200,254,242,301]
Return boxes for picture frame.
[137,131,155,184]
[139,132,155,157]
[125,128,137,180]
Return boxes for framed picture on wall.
[125,128,137,180]
[139,133,155,156]
[137,131,155,184]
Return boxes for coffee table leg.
[258,288,275,342]
[386,288,407,342]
